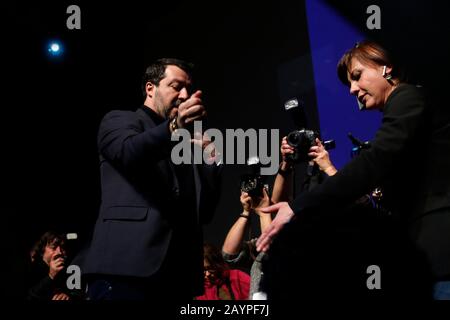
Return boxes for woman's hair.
[30,231,66,262]
[337,40,405,86]
[203,243,229,281]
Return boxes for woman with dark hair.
[195,243,250,300]
[257,40,450,300]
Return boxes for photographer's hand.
[240,192,252,216]
[308,138,337,176]
[280,136,295,170]
[272,137,294,203]
[253,187,270,215]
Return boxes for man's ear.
[146,81,155,97]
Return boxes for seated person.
[27,231,81,300]
[195,243,250,300]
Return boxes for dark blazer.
[290,84,450,277]
[83,107,221,280]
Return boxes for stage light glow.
[50,43,60,52]
[47,41,63,57]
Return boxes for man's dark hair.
[30,231,66,263]
[141,58,195,97]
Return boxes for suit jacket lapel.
[192,164,201,217]
[135,108,180,199]
[135,108,201,216]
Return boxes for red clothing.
[195,269,250,300]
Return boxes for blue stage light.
[47,41,63,56]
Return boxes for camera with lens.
[283,97,335,163]
[286,129,335,163]
[240,156,265,198]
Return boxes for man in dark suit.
[83,58,222,300]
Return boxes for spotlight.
[47,41,63,57]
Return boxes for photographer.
[222,188,271,271]
[222,136,336,299]
[275,136,337,197]
[222,187,270,300]
[27,232,78,300]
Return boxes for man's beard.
[154,89,180,119]
[165,99,182,119]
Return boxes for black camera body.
[286,129,318,162]
[286,129,335,163]
[240,174,264,198]
[240,156,265,198]
[283,97,335,163]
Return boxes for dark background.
[2,0,449,298]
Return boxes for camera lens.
[286,129,320,163]
[287,131,300,147]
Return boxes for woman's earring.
[382,65,392,80]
